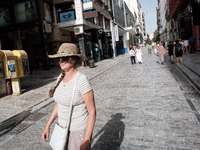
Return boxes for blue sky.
[139,0,158,34]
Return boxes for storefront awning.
[125,26,137,35]
[169,0,187,19]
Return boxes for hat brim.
[48,53,88,61]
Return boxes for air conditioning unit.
[74,26,84,35]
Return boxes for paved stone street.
[0,48,200,150]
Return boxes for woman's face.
[58,57,75,72]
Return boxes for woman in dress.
[157,42,167,65]
[135,45,143,64]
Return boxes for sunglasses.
[56,57,70,62]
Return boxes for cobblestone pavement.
[0,48,200,150]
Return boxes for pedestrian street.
[0,47,200,150]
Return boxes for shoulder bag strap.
[65,72,81,129]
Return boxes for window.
[14,0,37,24]
[0,7,11,27]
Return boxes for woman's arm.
[41,103,58,142]
[80,90,96,150]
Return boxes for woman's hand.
[41,103,58,142]
[41,127,49,142]
[80,140,90,150]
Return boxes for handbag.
[50,72,80,150]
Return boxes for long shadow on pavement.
[92,113,125,150]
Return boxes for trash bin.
[88,59,95,68]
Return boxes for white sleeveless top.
[53,72,92,131]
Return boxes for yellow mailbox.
[0,50,20,95]
[12,50,30,77]
[0,50,18,79]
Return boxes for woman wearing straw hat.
[41,43,96,150]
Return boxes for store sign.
[126,32,129,40]
[83,0,93,11]
[194,25,200,50]
[98,28,103,35]
[83,10,98,19]
[114,25,119,41]
[75,0,83,24]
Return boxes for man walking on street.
[167,41,174,64]
[189,35,196,53]
[174,40,183,65]
[128,46,136,65]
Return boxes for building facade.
[124,0,146,45]
[0,0,146,70]
[157,0,200,51]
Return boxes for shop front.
[0,0,54,71]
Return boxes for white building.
[124,0,145,44]
[158,0,169,41]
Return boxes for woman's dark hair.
[49,71,65,97]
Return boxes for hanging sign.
[98,28,103,35]
[114,25,119,41]
[194,25,200,50]
[83,0,93,11]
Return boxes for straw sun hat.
[48,43,87,61]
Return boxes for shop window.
[105,18,110,30]
[86,18,95,24]
[14,0,37,24]
[44,2,52,22]
[0,7,11,27]
[99,13,103,28]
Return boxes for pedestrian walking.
[179,39,184,53]
[167,41,174,64]
[174,40,183,64]
[128,46,136,65]
[189,35,196,53]
[152,42,157,54]
[183,39,189,53]
[41,43,96,150]
[152,42,155,51]
[157,42,167,65]
[165,40,168,50]
[148,42,152,54]
[135,45,143,64]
